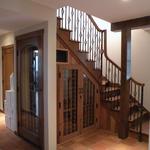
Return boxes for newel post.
[118,28,131,139]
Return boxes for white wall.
[93,16,121,66]
[0,32,15,110]
[94,16,150,111]
[132,29,150,111]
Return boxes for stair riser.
[101,90,120,99]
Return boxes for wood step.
[57,22,101,84]
[129,110,148,122]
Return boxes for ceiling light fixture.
[121,0,131,2]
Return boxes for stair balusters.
[57,6,146,141]
[57,6,104,69]
[129,78,145,141]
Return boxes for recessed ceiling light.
[121,0,131,2]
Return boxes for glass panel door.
[58,65,80,143]
[21,47,40,136]
[17,30,43,148]
[63,69,78,135]
[83,74,95,129]
[57,65,96,143]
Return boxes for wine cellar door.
[57,65,96,143]
[16,30,44,149]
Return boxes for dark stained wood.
[16,30,44,149]
[111,16,150,31]
[2,45,14,111]
[119,28,131,139]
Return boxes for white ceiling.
[0,0,150,35]
[0,8,43,35]
[33,0,150,22]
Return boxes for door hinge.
[96,89,99,94]
[96,118,98,123]
[17,50,19,56]
[58,102,61,109]
[58,131,61,136]
[2,79,4,85]
[58,72,61,78]
[17,86,19,92]
[18,121,20,127]
[96,103,98,108]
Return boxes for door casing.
[16,30,44,149]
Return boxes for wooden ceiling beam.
[111,16,150,31]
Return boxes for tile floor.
[0,112,38,150]
[58,129,148,150]
[0,112,148,150]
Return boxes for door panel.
[16,30,43,148]
[58,65,81,142]
[83,74,95,129]
[63,69,78,135]
[2,45,14,109]
[57,64,96,143]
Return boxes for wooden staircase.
[101,79,149,140]
[57,6,149,141]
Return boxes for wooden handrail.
[87,15,104,32]
[130,77,145,87]
[87,16,122,71]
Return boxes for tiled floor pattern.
[58,129,148,150]
[0,112,38,150]
[0,112,149,150]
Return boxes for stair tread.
[103,87,120,92]
[59,27,72,32]
[70,39,81,43]
[129,110,148,122]
[113,102,139,111]
[105,96,120,102]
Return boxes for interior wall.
[0,32,15,110]
[132,29,150,111]
[94,16,150,111]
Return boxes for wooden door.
[57,64,97,143]
[2,45,14,109]
[16,30,44,149]
[82,73,96,131]
[57,64,82,143]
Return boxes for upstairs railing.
[57,6,104,69]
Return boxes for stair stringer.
[57,26,101,84]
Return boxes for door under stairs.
[57,64,99,143]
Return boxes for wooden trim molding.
[111,16,150,31]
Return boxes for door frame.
[2,44,14,111]
[16,30,44,149]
